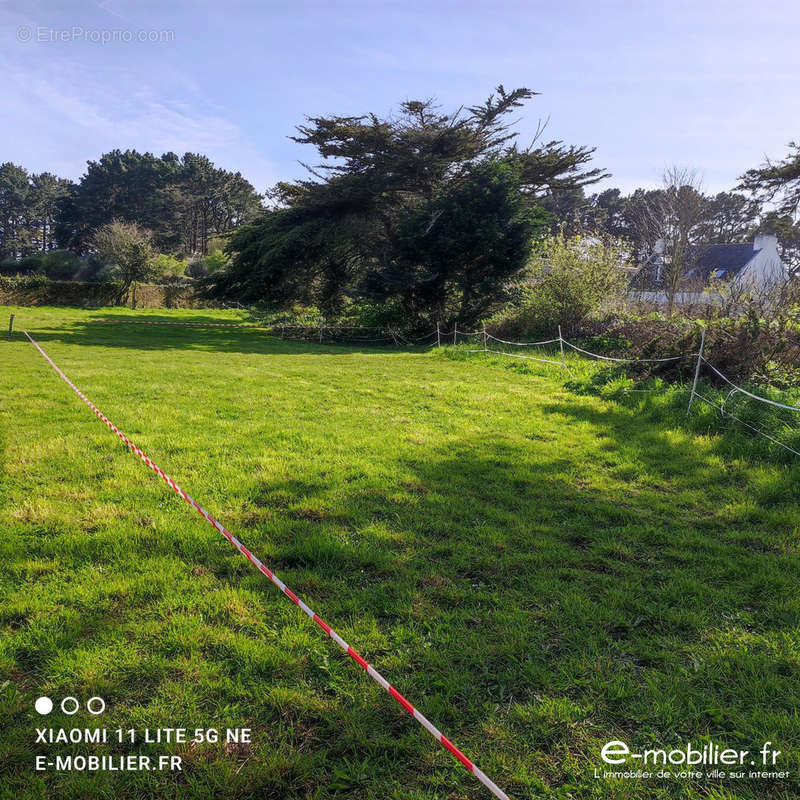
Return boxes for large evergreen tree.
[56,150,262,255]
[739,142,800,217]
[207,86,605,324]
[364,159,549,322]
[0,163,73,260]
[30,172,74,253]
[0,162,33,260]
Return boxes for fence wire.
[692,391,800,459]
[10,312,800,459]
[452,326,800,460]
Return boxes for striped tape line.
[94,319,270,328]
[21,328,511,800]
[91,320,391,330]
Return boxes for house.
[630,234,789,305]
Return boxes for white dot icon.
[35,696,53,715]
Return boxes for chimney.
[753,233,778,252]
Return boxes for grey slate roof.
[631,244,758,291]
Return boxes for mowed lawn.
[1,306,800,800]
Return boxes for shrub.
[90,221,156,303]
[40,249,82,281]
[0,274,49,291]
[150,253,188,282]
[16,254,45,273]
[183,247,229,279]
[203,248,229,274]
[185,260,208,279]
[487,231,630,339]
[559,311,800,387]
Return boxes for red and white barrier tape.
[95,319,270,328]
[92,320,389,330]
[21,328,511,800]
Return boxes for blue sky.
[2,0,798,196]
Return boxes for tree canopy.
[57,150,262,255]
[739,142,800,217]
[0,151,263,269]
[0,163,73,260]
[206,86,605,324]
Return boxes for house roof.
[631,243,758,291]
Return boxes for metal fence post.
[558,325,565,374]
[687,328,706,415]
[453,323,457,346]
[8,314,14,340]
[483,324,488,356]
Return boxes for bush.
[203,248,229,274]
[183,247,229,279]
[487,231,630,339]
[40,249,82,280]
[334,299,411,329]
[551,311,800,388]
[90,221,156,303]
[151,253,188,282]
[185,260,208,279]
[0,276,203,308]
[16,254,45,273]
[0,274,49,291]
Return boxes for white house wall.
[734,249,789,290]
[629,290,722,306]
[631,236,789,307]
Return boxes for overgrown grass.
[2,306,800,799]
[565,367,800,465]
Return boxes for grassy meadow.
[1,305,800,799]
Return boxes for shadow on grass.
[16,315,426,357]
[231,423,800,759]
[4,343,800,797]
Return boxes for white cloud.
[20,65,239,152]
[0,54,245,178]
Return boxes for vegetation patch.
[2,307,800,798]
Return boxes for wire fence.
[691,391,800,460]
[450,324,800,461]
[8,311,800,460]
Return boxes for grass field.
[2,305,800,800]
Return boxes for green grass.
[1,305,800,800]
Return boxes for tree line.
[2,87,799,324]
[0,165,73,258]
[0,151,262,263]
[204,87,800,325]
[542,176,800,272]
